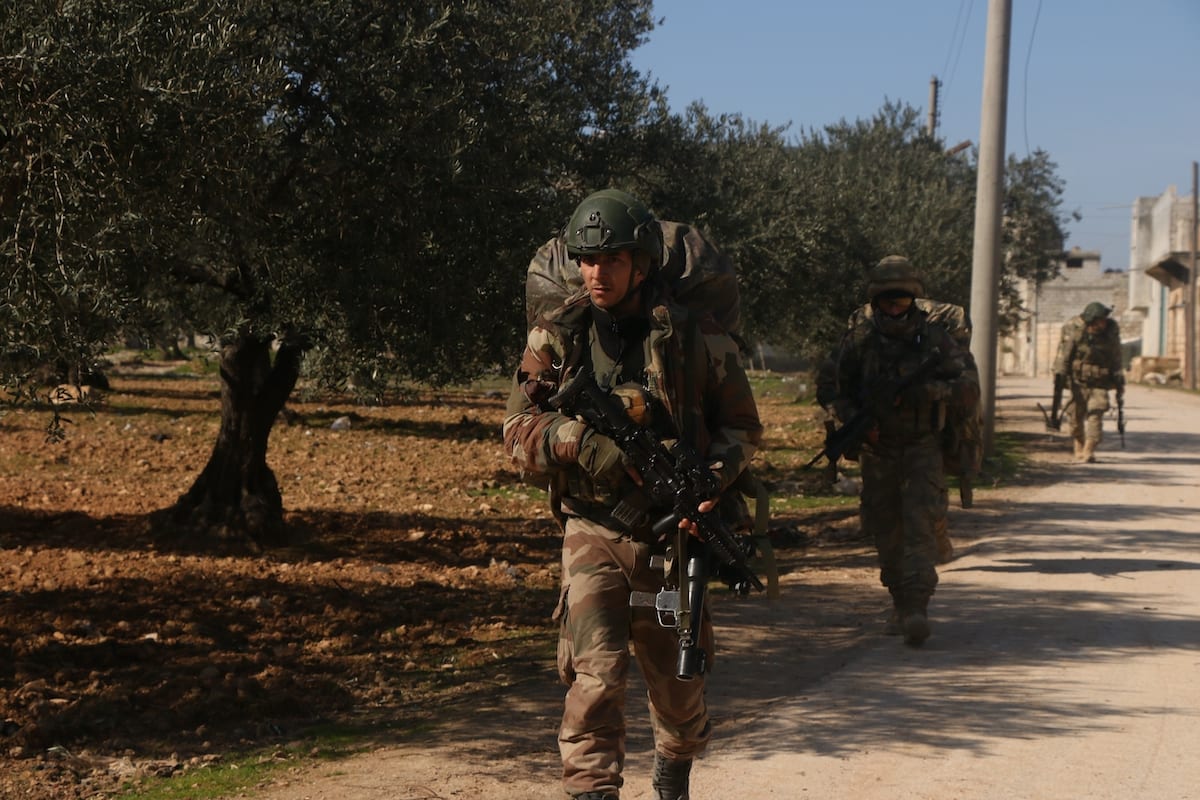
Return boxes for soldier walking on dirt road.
[818,256,980,646]
[503,189,762,800]
[1052,301,1125,462]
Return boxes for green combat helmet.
[867,255,926,301]
[565,189,665,275]
[1081,301,1111,323]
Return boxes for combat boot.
[651,753,692,800]
[898,597,931,646]
[1072,439,1086,460]
[574,792,618,800]
[901,610,931,645]
[1081,439,1098,463]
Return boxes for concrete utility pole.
[969,0,1012,456]
[1189,161,1198,391]
[927,76,941,136]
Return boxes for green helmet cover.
[565,189,663,271]
[1081,301,1111,323]
[867,255,925,301]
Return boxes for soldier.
[843,298,979,564]
[818,256,980,645]
[1053,302,1124,462]
[503,189,762,800]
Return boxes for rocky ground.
[0,356,840,799]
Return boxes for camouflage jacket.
[1053,316,1123,388]
[847,298,973,347]
[502,286,762,523]
[817,306,980,449]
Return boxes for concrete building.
[1127,184,1197,383]
[1000,184,1197,384]
[1001,247,1129,377]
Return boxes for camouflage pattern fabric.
[847,299,979,560]
[1068,384,1111,448]
[849,299,982,469]
[504,290,761,517]
[1054,314,1123,448]
[1053,315,1123,389]
[861,437,945,598]
[818,307,980,609]
[502,282,761,797]
[555,516,712,796]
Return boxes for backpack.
[524,220,778,597]
[524,220,742,336]
[924,301,982,477]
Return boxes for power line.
[1021,0,1045,155]
[941,0,976,100]
[941,0,970,82]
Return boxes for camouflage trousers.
[555,516,712,797]
[1068,383,1110,446]
[860,437,944,607]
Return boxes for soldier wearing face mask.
[817,256,980,646]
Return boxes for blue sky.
[630,0,1200,269]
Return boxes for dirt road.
[239,376,1200,800]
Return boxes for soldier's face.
[580,250,644,312]
[875,294,914,318]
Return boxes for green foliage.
[3,3,1071,407]
[1,0,662,392]
[613,101,1068,361]
[1000,149,1071,330]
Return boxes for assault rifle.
[1038,373,1067,431]
[804,352,944,470]
[1117,390,1126,448]
[549,367,762,680]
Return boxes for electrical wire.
[941,0,976,101]
[1022,0,1045,155]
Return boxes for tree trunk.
[161,331,305,547]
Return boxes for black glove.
[578,431,630,486]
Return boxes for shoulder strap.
[681,311,700,444]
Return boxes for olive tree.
[1,0,662,545]
[623,102,1068,361]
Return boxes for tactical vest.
[1067,319,1122,389]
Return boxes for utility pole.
[969,0,1012,456]
[927,76,941,137]
[1189,160,1198,391]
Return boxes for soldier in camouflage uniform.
[818,256,980,646]
[844,298,979,564]
[1053,302,1124,463]
[503,189,762,800]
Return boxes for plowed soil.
[0,357,840,799]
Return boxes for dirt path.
[237,376,1200,800]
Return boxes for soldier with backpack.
[503,189,762,800]
[842,297,981,563]
[817,256,980,646]
[1052,302,1124,463]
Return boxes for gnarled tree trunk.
[162,332,306,547]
